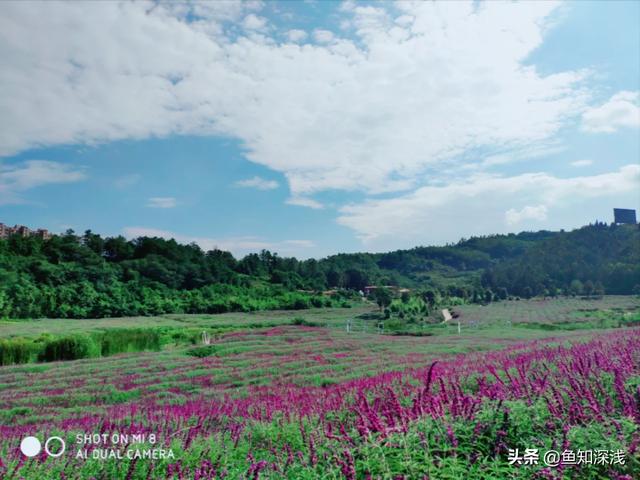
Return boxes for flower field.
[454,296,640,327]
[1,317,639,479]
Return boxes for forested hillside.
[481,222,640,297]
[0,223,637,318]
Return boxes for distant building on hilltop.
[35,229,51,239]
[0,222,51,240]
[613,208,637,225]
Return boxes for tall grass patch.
[98,328,161,356]
[0,338,36,365]
[37,334,100,362]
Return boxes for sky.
[0,0,638,259]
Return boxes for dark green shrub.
[290,317,321,327]
[0,338,35,365]
[37,334,99,362]
[384,319,404,331]
[186,345,219,358]
[167,330,201,345]
[291,316,306,325]
[207,301,228,314]
[290,298,310,310]
[389,331,434,337]
[98,328,161,356]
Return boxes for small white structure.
[441,309,453,323]
[202,331,211,345]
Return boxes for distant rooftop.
[0,222,51,240]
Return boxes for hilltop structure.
[613,208,637,225]
[0,223,51,240]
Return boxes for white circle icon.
[44,436,66,457]
[20,436,41,457]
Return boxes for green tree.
[82,230,105,256]
[422,290,437,308]
[570,279,584,296]
[593,281,605,297]
[484,289,494,303]
[583,280,594,298]
[374,287,392,312]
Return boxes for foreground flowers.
[1,327,638,479]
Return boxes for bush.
[289,298,310,310]
[206,301,229,314]
[388,331,434,337]
[291,317,321,327]
[186,345,219,358]
[291,316,306,325]
[310,297,324,308]
[99,328,161,356]
[0,338,36,366]
[37,334,99,362]
[169,329,202,345]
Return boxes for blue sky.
[0,0,638,258]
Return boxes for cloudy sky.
[0,0,638,258]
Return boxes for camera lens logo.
[20,436,65,458]
[20,436,41,457]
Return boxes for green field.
[0,306,373,338]
[454,295,640,325]
[3,296,636,338]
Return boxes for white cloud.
[460,143,566,172]
[0,160,86,204]
[122,226,315,258]
[164,1,258,24]
[146,197,177,208]
[242,14,267,31]
[570,159,593,167]
[286,29,307,43]
[505,205,548,225]
[0,1,594,205]
[313,29,335,43]
[581,91,640,133]
[286,196,323,209]
[235,176,279,190]
[337,165,640,249]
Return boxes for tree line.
[0,222,637,318]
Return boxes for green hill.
[0,222,637,318]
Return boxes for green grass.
[0,306,373,338]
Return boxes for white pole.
[457,321,461,335]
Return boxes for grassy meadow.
[0,296,638,479]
